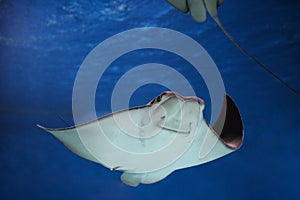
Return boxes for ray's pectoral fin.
[213,94,243,149]
[36,124,99,163]
[197,94,243,161]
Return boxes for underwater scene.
[0,0,299,199]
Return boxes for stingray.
[166,0,300,96]
[38,92,243,186]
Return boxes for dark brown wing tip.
[212,94,244,150]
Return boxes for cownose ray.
[166,0,300,96]
[38,91,243,186]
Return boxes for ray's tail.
[213,17,300,96]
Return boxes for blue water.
[1,0,299,199]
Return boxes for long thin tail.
[213,17,300,96]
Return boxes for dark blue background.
[1,0,299,199]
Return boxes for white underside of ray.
[44,94,235,186]
[120,118,233,186]
[46,95,202,172]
